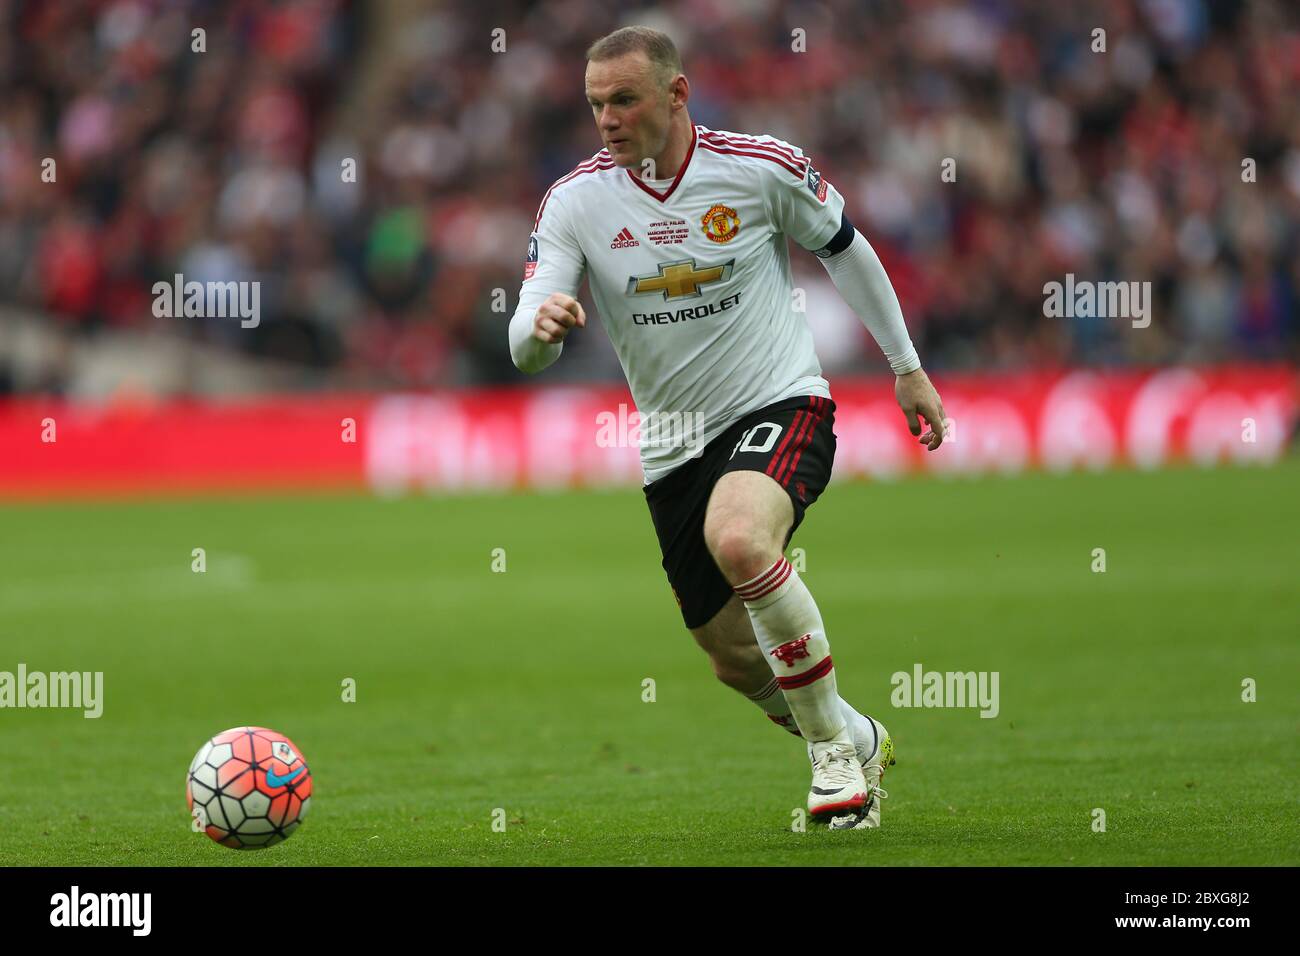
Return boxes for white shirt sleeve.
[509,187,587,374]
[765,147,847,254]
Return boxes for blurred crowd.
[1,0,1297,395]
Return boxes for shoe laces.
[812,743,861,786]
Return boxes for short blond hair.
[585,26,683,91]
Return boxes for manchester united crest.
[700,203,741,243]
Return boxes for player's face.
[585,53,673,169]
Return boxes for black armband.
[812,212,856,259]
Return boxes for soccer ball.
[186,726,312,849]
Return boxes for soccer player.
[509,26,947,829]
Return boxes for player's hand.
[895,367,948,451]
[533,292,586,344]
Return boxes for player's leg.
[708,394,903,819]
[702,470,849,741]
[687,592,770,695]
[643,453,881,751]
[689,591,816,736]
[702,468,869,815]
[641,395,888,819]
[690,591,891,758]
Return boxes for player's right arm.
[508,187,588,374]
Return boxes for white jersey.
[513,124,849,484]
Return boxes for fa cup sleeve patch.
[523,233,539,280]
[806,161,829,203]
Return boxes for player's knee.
[706,522,780,584]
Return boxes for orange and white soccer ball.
[186,726,312,849]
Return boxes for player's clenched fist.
[533,292,587,344]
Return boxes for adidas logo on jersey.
[610,227,641,249]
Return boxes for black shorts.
[643,394,837,629]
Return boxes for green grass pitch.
[2,460,1297,866]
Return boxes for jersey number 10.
[730,422,783,460]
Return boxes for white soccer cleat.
[807,739,869,817]
[827,715,894,830]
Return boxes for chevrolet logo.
[626,258,734,301]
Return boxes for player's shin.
[734,556,849,744]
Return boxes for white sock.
[735,556,849,744]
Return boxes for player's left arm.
[818,218,946,451]
[770,147,947,450]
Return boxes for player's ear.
[676,75,696,107]
[670,73,688,107]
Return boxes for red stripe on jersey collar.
[625,124,698,202]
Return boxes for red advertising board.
[1,366,1294,499]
